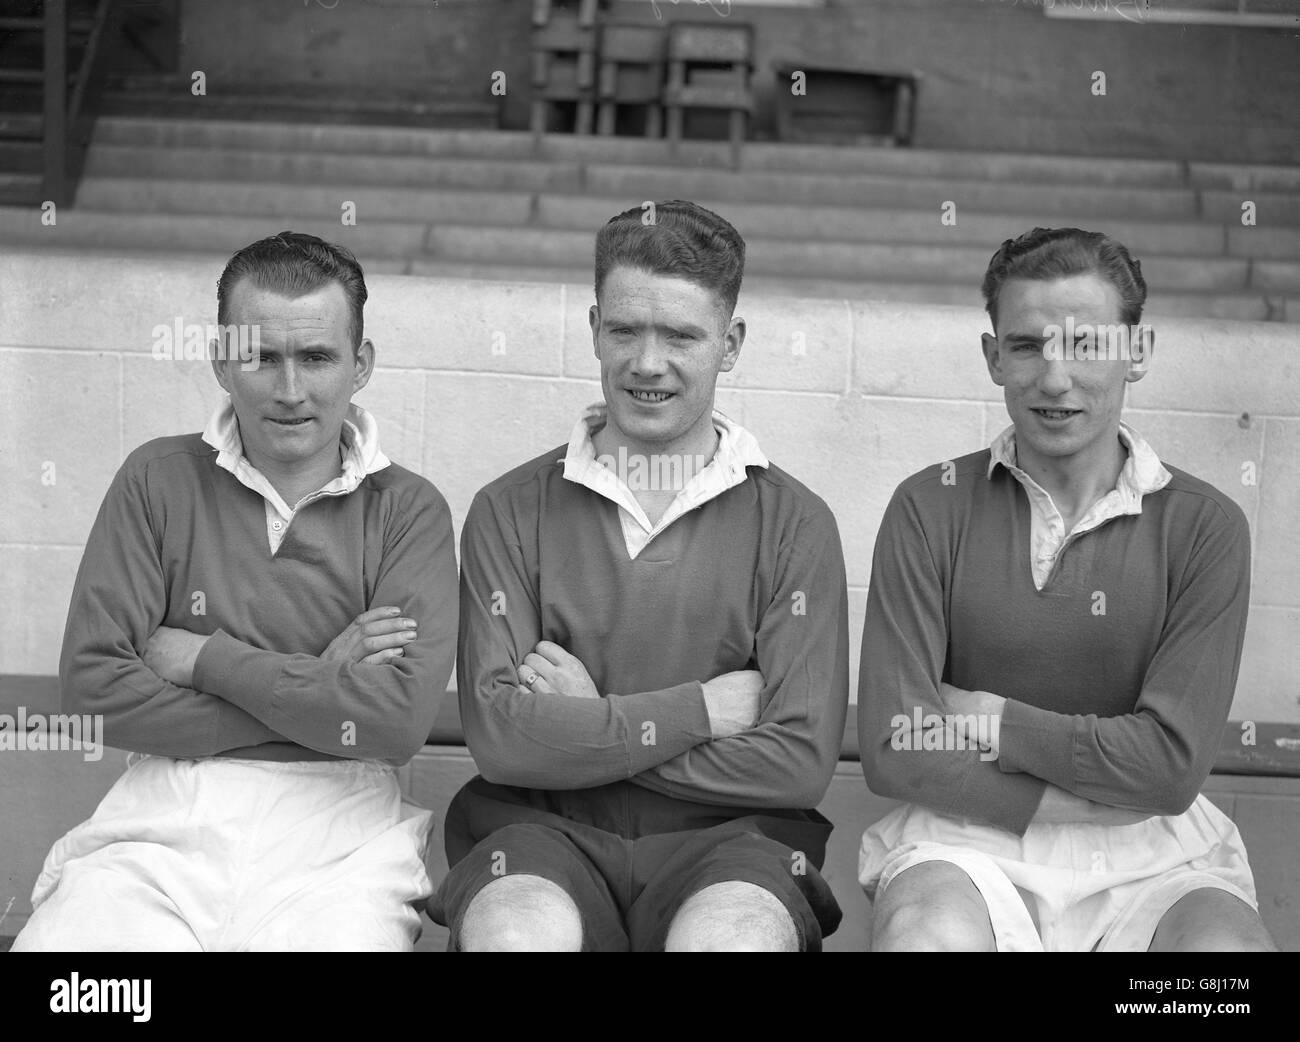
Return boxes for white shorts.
[859,794,1257,952]
[13,754,434,952]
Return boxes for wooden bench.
[3,674,1298,951]
[772,62,921,147]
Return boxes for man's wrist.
[979,690,1005,757]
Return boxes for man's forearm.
[943,683,1161,825]
[192,628,449,761]
[64,644,287,757]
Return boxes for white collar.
[986,420,1172,504]
[201,395,390,512]
[560,401,769,487]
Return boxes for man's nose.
[631,334,669,375]
[1037,357,1073,397]
[274,359,305,402]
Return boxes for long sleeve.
[630,504,850,809]
[192,480,459,765]
[457,488,713,789]
[60,452,288,757]
[996,501,1251,815]
[860,483,1047,835]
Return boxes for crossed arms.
[859,482,1252,836]
[60,452,458,764]
[455,487,851,809]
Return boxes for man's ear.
[352,338,376,395]
[589,304,600,359]
[981,331,1006,387]
[210,339,232,393]
[1125,326,1153,384]
[719,315,745,374]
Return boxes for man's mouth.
[268,417,313,427]
[627,389,674,404]
[1031,407,1081,421]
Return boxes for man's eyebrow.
[603,314,710,336]
[252,342,343,356]
[279,341,344,353]
[1003,331,1046,343]
[664,319,710,336]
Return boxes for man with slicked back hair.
[857,227,1276,952]
[15,232,458,952]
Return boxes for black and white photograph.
[0,0,1297,1001]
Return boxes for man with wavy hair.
[431,201,849,951]
[858,227,1276,952]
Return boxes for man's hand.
[518,641,600,699]
[701,670,765,739]
[142,626,211,687]
[940,682,1005,757]
[322,606,418,665]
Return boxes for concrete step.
[581,163,1202,221]
[402,258,1285,322]
[0,237,1281,322]
[88,118,1191,187]
[76,143,1204,221]
[0,139,42,173]
[534,195,1231,257]
[0,111,42,141]
[1253,261,1300,294]
[66,179,1248,261]
[0,172,41,205]
[424,224,1254,292]
[0,207,429,262]
[1202,190,1300,226]
[97,80,499,131]
[0,242,413,275]
[74,178,536,227]
[1226,226,1300,261]
[82,144,584,194]
[1188,162,1300,193]
[1140,290,1283,323]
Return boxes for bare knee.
[459,874,583,952]
[665,881,799,952]
[871,862,996,952]
[1149,890,1277,953]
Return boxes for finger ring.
[522,670,538,685]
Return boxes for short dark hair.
[217,231,368,350]
[594,200,746,317]
[981,227,1147,332]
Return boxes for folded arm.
[629,505,851,809]
[859,484,1051,835]
[991,507,1251,816]
[60,454,289,757]
[938,683,1152,827]
[192,482,459,764]
[456,489,714,790]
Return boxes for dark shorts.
[428,775,841,951]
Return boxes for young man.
[858,227,1276,952]
[14,232,457,952]
[429,200,849,951]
